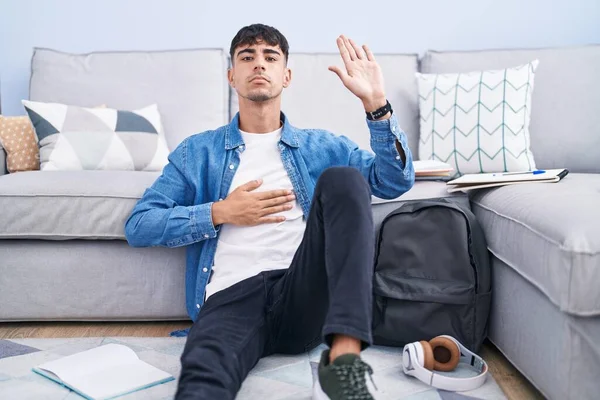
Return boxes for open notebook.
[446,168,569,193]
[32,343,174,400]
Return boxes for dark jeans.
[175,167,375,399]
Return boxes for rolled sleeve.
[366,115,397,141]
[367,114,415,183]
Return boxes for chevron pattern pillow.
[416,60,539,175]
[22,100,169,171]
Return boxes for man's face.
[228,41,291,103]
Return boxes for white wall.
[1,0,599,115]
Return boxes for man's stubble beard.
[243,86,283,103]
[246,92,272,102]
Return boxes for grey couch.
[1,44,599,399]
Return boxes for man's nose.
[254,60,266,71]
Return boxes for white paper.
[69,361,172,399]
[413,160,453,172]
[37,344,139,382]
[35,344,173,399]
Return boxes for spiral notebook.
[446,169,569,193]
[32,343,174,400]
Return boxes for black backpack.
[371,198,492,352]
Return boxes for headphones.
[402,335,488,392]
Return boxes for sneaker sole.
[313,375,379,400]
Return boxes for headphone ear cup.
[418,340,435,370]
[429,336,460,372]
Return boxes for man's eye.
[242,56,252,61]
[267,57,276,62]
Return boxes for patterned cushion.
[416,60,539,175]
[22,100,169,171]
[0,115,40,173]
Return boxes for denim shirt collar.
[225,111,299,149]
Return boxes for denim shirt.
[124,111,414,324]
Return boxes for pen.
[494,170,546,176]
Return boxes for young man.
[125,24,414,400]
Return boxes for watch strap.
[366,100,393,120]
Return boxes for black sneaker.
[313,350,378,400]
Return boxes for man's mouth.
[250,76,269,82]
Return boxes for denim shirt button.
[229,164,234,170]
[392,126,396,132]
[203,233,209,238]
[202,267,208,273]
[396,155,401,160]
[196,304,200,309]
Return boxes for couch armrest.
[0,144,6,176]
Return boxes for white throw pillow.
[22,100,169,171]
[416,60,539,175]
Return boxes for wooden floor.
[0,321,544,400]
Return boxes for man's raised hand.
[328,35,387,112]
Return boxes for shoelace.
[334,358,377,400]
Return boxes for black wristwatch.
[366,100,393,120]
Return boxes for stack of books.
[413,160,454,180]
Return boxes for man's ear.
[227,68,235,88]
[283,67,292,88]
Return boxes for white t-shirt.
[205,127,306,300]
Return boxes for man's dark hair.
[229,24,289,65]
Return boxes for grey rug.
[0,337,507,399]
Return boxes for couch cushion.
[0,171,160,240]
[0,171,464,241]
[29,48,230,151]
[470,173,600,316]
[372,179,465,205]
[421,45,600,173]
[231,53,421,158]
